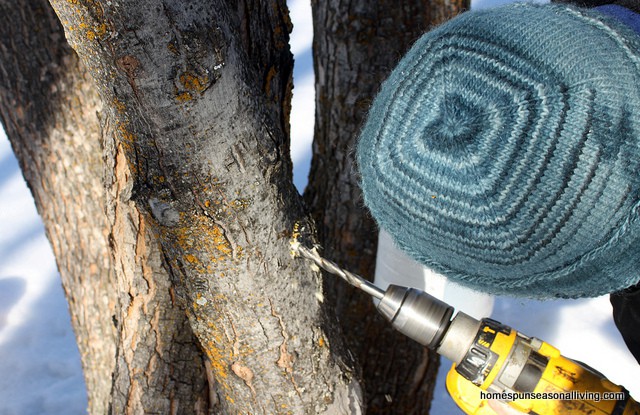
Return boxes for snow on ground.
[1,1,639,414]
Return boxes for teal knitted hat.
[357,3,640,299]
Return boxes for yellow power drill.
[293,244,640,415]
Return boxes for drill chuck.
[376,285,454,349]
[375,285,482,363]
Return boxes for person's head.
[357,2,640,299]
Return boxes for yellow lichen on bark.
[205,339,230,382]
[60,0,109,43]
[176,91,193,102]
[179,72,209,93]
[172,212,234,264]
[175,71,210,103]
[113,98,127,114]
[113,122,138,174]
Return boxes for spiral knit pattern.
[357,3,640,299]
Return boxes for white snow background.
[1,0,639,414]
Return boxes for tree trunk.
[306,1,469,413]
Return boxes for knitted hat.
[357,3,640,299]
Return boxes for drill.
[293,244,640,415]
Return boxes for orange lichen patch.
[168,211,236,279]
[179,72,209,93]
[94,23,107,37]
[292,222,301,240]
[85,23,107,41]
[200,312,237,399]
[230,198,249,210]
[175,91,193,102]
[180,252,208,275]
[116,122,136,143]
[210,225,232,257]
[113,98,126,114]
[65,0,108,41]
[205,339,230,382]
[167,42,179,55]
[112,122,137,169]
[318,337,325,348]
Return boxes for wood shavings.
[289,221,302,258]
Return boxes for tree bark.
[306,1,469,413]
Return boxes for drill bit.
[294,244,385,300]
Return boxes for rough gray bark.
[306,1,469,413]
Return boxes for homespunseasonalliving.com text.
[480,390,626,402]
